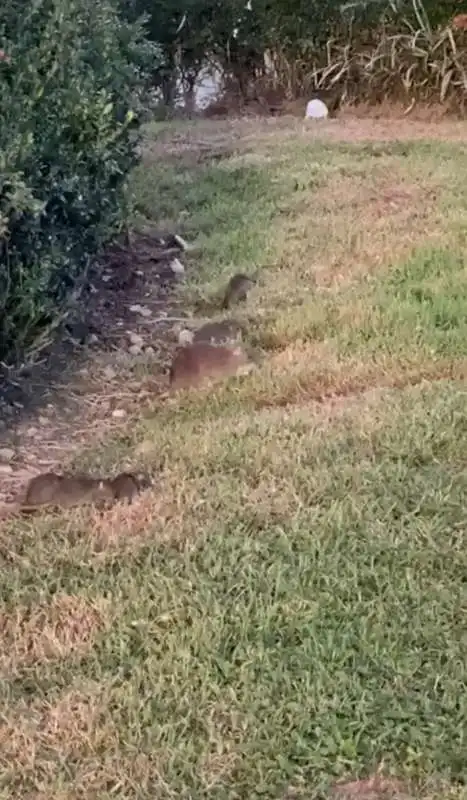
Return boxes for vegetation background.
[0,0,465,363]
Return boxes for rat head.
[132,472,153,490]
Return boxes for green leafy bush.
[0,0,156,362]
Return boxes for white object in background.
[305,98,329,119]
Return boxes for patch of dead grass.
[142,116,467,180]
[87,488,186,549]
[332,776,410,799]
[0,684,115,768]
[271,171,442,290]
[1,705,234,799]
[0,594,109,674]
[250,345,467,409]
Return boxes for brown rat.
[0,470,152,519]
[110,471,152,503]
[222,274,256,309]
[169,342,255,390]
[21,472,115,511]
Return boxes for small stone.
[26,426,38,436]
[178,328,194,345]
[135,270,144,277]
[103,366,117,380]
[128,344,142,355]
[128,332,144,347]
[102,274,112,282]
[170,257,185,275]
[112,408,127,419]
[129,304,152,317]
[0,463,13,474]
[145,346,155,356]
[88,333,99,345]
[38,416,49,425]
[0,447,15,461]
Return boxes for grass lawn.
[0,117,467,799]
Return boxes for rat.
[0,471,152,519]
[20,472,115,511]
[169,342,255,390]
[110,471,152,503]
[222,274,257,309]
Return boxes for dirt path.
[0,232,193,503]
[0,114,464,503]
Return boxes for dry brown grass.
[0,594,109,674]
[270,173,441,291]
[0,684,162,798]
[0,684,115,767]
[145,115,467,157]
[225,344,467,410]
[87,485,191,549]
[332,776,409,799]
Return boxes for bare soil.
[0,231,190,503]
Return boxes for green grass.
[1,117,467,799]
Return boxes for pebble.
[0,447,15,461]
[145,346,155,356]
[128,332,144,347]
[112,408,127,419]
[0,463,13,474]
[128,344,142,356]
[170,257,185,275]
[129,304,152,317]
[103,366,117,380]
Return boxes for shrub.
[0,0,156,362]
